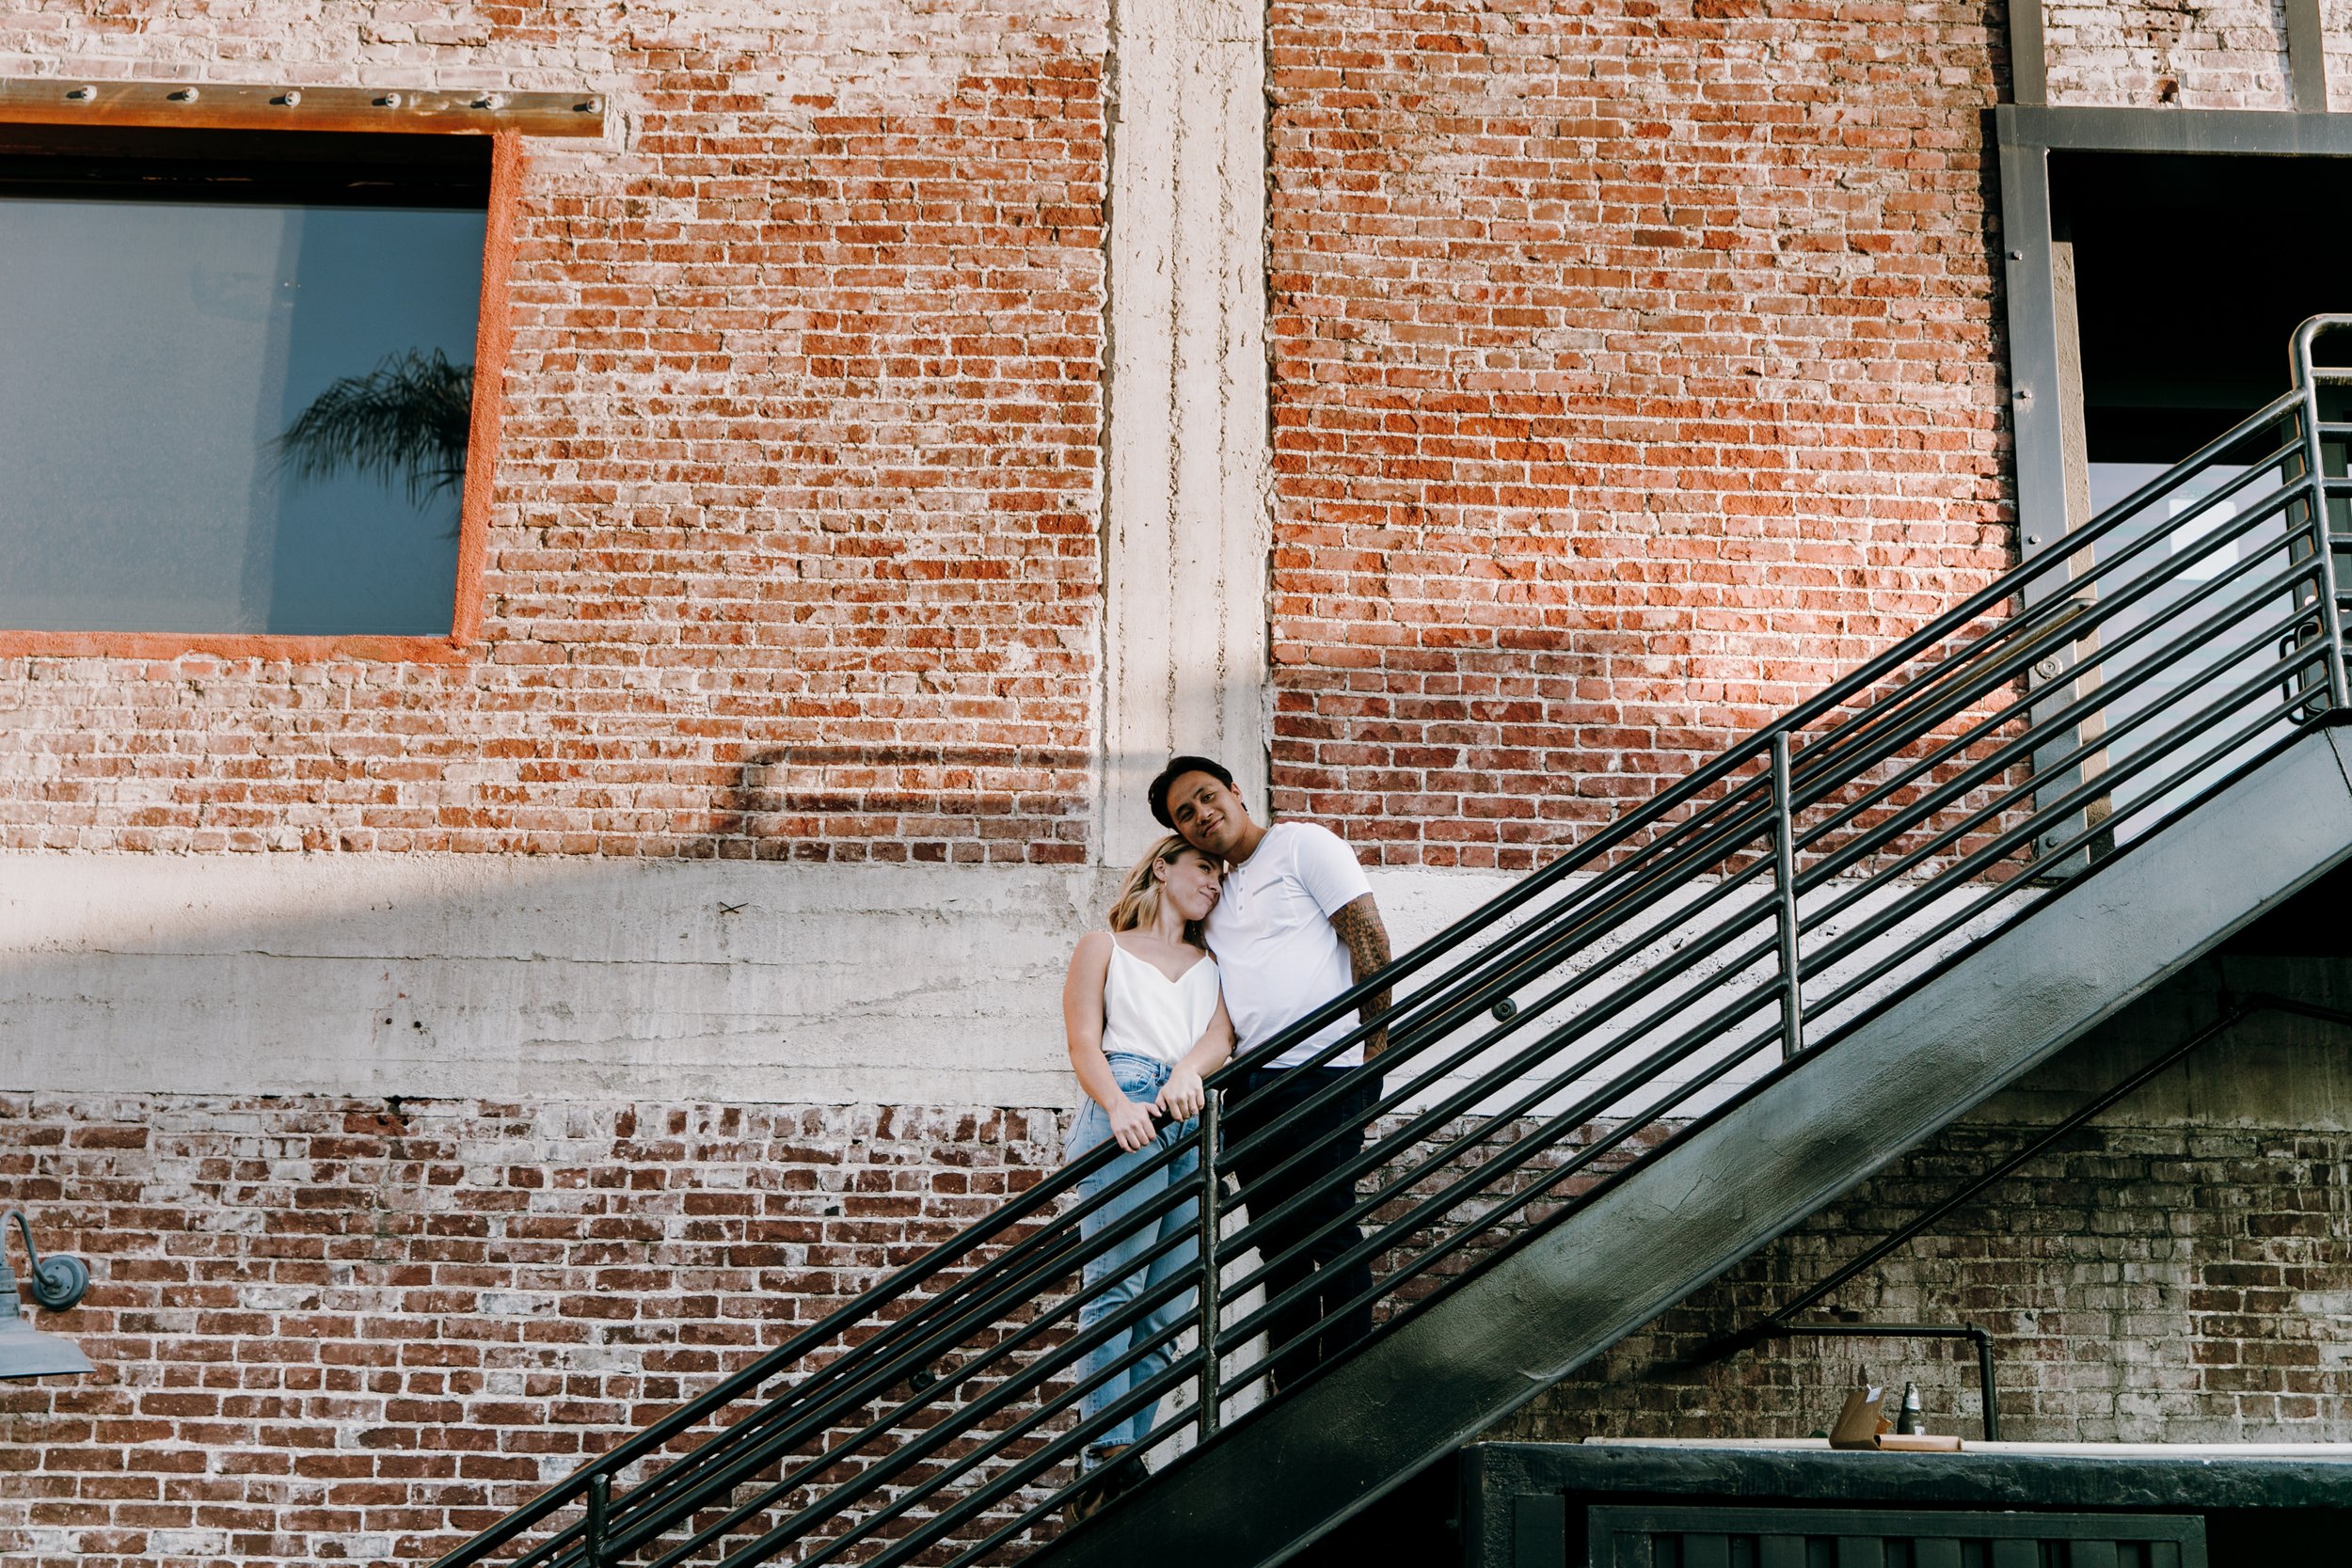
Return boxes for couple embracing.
[1058,756,1391,1514]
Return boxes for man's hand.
[1154,1065,1206,1122]
[1108,1096,1159,1153]
[1329,894,1393,1060]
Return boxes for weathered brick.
[0,1093,1066,1568]
[1264,0,2013,868]
[0,2,1106,865]
[1498,1115,2352,1446]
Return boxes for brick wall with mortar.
[1263,0,2017,871]
[1497,1111,2352,1445]
[0,1093,1067,1567]
[0,2,1104,865]
[14,0,2322,867]
[8,1082,2348,1566]
[2,1,2346,859]
[2045,0,2299,109]
[6,2,2352,1561]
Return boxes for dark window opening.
[2054,149,2352,468]
[2044,149,2352,838]
[0,127,491,637]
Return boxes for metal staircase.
[429,319,2352,1568]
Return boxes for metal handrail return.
[429,318,2352,1568]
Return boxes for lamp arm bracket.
[5,1212,90,1312]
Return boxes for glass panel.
[0,194,485,635]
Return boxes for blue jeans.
[1065,1053,1199,1465]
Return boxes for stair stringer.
[1031,725,2352,1568]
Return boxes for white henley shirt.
[1201,820,1374,1069]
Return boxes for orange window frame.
[0,122,525,664]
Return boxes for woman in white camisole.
[1057,833,1234,1519]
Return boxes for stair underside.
[1032,724,2352,1568]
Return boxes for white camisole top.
[1099,939,1218,1069]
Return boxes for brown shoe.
[1097,1447,1150,1507]
[1060,1444,1133,1527]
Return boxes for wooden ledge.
[0,77,605,136]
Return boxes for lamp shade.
[0,1308,94,1379]
[0,1214,94,1380]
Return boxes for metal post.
[1769,732,1805,1060]
[1972,1324,2001,1442]
[1195,1089,1223,1442]
[583,1472,612,1568]
[2293,319,2351,715]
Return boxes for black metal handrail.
[430,319,2352,1568]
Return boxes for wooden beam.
[0,77,604,137]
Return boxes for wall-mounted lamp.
[0,1212,92,1380]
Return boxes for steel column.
[582,1474,611,1568]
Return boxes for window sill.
[0,630,478,663]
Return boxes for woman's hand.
[1154,1066,1205,1123]
[1108,1096,1159,1153]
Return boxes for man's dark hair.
[1148,754,1234,830]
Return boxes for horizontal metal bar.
[1245,698,2318,1394]
[1229,1014,1792,1394]
[599,1172,1216,1563]
[1797,689,2315,1050]
[1999,103,2352,157]
[647,1264,1210,1568]
[1219,579,2317,1308]
[1211,852,1788,1256]
[1212,867,1792,1284]
[1786,528,2312,885]
[501,1124,1218,1567]
[670,1293,1203,1568]
[1794,611,2318,981]
[1787,560,2320,911]
[1219,970,1795,1351]
[758,1339,1208,1568]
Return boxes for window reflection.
[0,185,485,635]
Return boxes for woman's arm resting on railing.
[1156,992,1234,1121]
[1064,931,1156,1151]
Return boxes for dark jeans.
[1224,1065,1381,1394]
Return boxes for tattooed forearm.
[1330,894,1393,1060]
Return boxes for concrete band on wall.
[0,852,1519,1104]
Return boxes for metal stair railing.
[428,317,2352,1568]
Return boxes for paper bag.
[1828,1385,1888,1449]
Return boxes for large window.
[0,125,496,640]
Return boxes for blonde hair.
[1106,834,1213,949]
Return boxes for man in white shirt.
[1149,755,1391,1394]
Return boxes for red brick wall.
[0,4,1104,865]
[8,1093,2347,1566]
[0,1094,1063,1567]
[6,0,2044,871]
[1264,0,2015,869]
